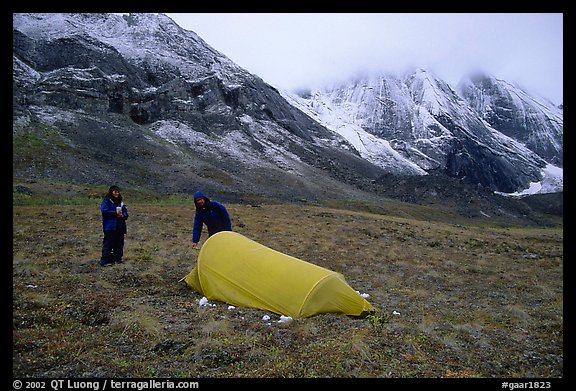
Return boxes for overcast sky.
[164,13,563,105]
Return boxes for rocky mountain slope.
[457,72,563,167]
[13,13,387,201]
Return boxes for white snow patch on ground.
[27,106,80,126]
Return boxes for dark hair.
[106,185,122,200]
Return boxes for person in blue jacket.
[191,191,232,249]
[100,185,129,266]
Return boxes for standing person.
[100,185,129,266]
[191,191,232,249]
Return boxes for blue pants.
[101,230,125,265]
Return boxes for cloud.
[166,13,563,104]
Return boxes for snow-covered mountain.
[457,72,563,167]
[13,12,562,204]
[287,68,562,195]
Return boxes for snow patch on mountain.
[150,117,304,174]
[27,105,81,126]
[496,164,563,197]
[406,68,459,115]
[282,90,427,175]
[150,120,261,167]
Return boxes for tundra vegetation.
[13,178,563,379]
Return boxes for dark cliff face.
[457,73,563,167]
[13,27,147,117]
[432,112,544,193]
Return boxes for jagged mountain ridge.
[13,13,562,205]
[288,68,562,194]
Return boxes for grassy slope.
[12,183,563,378]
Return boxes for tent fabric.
[185,231,375,318]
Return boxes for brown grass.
[13,199,563,378]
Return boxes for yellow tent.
[184,231,375,318]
